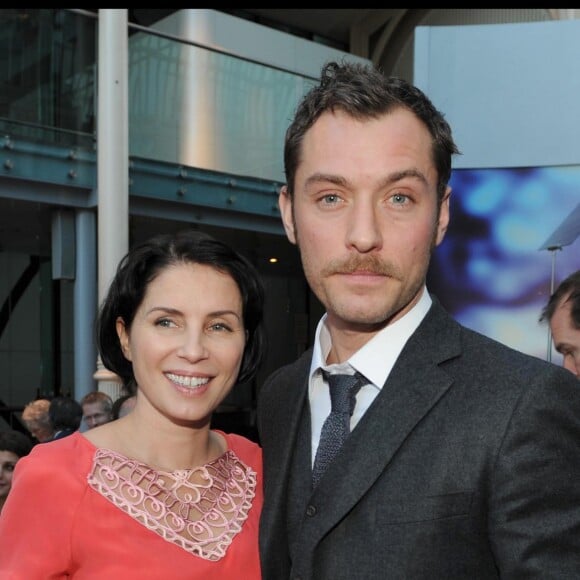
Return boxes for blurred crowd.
[0,390,136,513]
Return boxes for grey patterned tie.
[312,371,365,487]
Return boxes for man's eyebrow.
[304,168,428,190]
[386,168,429,186]
[304,173,348,189]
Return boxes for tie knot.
[323,371,364,415]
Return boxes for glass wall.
[0,9,96,148]
[129,29,313,182]
[0,9,316,179]
[0,8,323,434]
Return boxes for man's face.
[82,402,111,429]
[26,422,53,442]
[550,297,580,377]
[280,108,449,349]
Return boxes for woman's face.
[0,451,20,501]
[116,263,246,426]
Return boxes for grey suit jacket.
[257,297,580,579]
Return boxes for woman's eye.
[209,322,232,332]
[156,318,175,328]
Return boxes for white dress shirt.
[308,287,432,466]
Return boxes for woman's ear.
[116,317,132,361]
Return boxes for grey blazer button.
[306,504,317,517]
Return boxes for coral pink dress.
[0,431,262,579]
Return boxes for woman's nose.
[177,331,209,360]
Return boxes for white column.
[94,9,129,400]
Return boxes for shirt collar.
[310,287,432,387]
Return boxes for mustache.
[321,255,400,279]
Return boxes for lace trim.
[87,447,257,561]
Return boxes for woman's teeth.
[166,373,210,388]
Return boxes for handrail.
[65,8,319,81]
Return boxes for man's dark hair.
[284,60,460,202]
[48,396,83,432]
[111,394,136,420]
[540,270,580,329]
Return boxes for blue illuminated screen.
[428,166,580,364]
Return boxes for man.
[111,393,137,420]
[540,269,580,377]
[48,396,83,440]
[21,399,54,443]
[257,61,580,578]
[80,391,113,430]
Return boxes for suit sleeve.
[489,365,580,576]
[0,445,84,577]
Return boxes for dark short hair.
[540,270,580,329]
[96,229,265,388]
[48,396,83,432]
[0,429,34,457]
[111,394,135,420]
[284,60,460,203]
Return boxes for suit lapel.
[306,299,462,537]
[259,350,311,553]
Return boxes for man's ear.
[279,185,297,245]
[435,186,451,246]
[116,317,132,361]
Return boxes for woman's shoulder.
[41,430,94,452]
[217,431,261,465]
[20,431,94,473]
[10,432,95,501]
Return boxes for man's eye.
[320,194,341,205]
[392,193,409,204]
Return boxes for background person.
[0,429,33,514]
[20,399,54,443]
[257,60,580,579]
[0,230,265,579]
[80,391,114,429]
[111,394,137,420]
[48,396,83,440]
[540,269,580,377]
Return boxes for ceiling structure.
[129,9,390,51]
[2,8,561,261]
[127,9,557,81]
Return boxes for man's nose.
[346,200,382,253]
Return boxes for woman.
[0,430,33,514]
[0,230,265,578]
